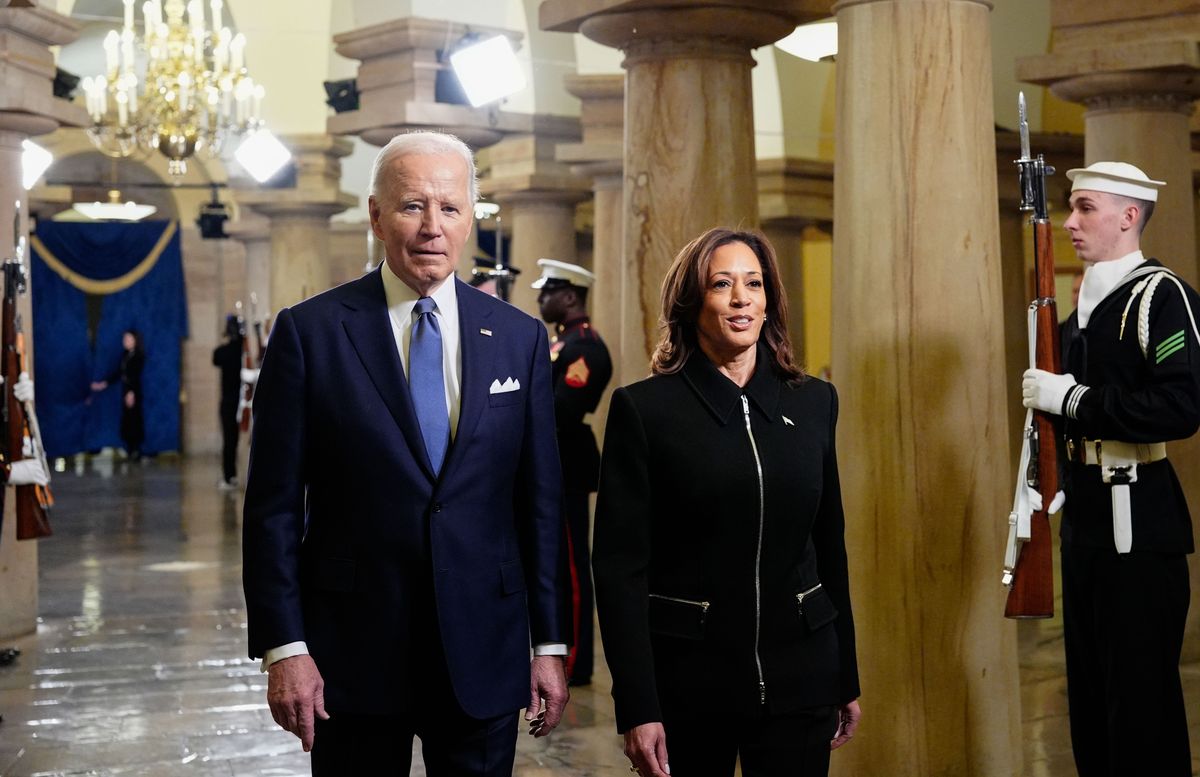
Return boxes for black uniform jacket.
[593,347,859,733]
[550,316,612,492]
[1061,259,1200,553]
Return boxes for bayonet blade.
[1018,91,1031,161]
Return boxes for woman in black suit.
[593,227,861,777]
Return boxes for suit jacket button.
[432,503,442,513]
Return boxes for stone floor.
[0,454,1194,776]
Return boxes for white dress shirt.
[263,265,564,670]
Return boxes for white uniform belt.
[1068,438,1167,466]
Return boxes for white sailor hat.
[531,258,595,290]
[1065,161,1166,202]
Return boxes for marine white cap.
[531,258,595,289]
[1066,161,1165,202]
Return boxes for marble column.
[830,2,1021,775]
[481,121,591,318]
[1018,10,1200,662]
[757,157,835,375]
[0,4,87,640]
[237,135,358,311]
[558,73,624,423]
[540,0,824,378]
[229,222,272,321]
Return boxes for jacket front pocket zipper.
[796,583,823,613]
[648,593,711,612]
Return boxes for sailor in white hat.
[1021,160,1200,776]
[532,257,611,687]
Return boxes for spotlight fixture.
[196,185,229,238]
[449,35,525,107]
[323,78,359,114]
[234,129,292,183]
[21,140,53,190]
[775,21,838,62]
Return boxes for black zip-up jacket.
[593,347,859,733]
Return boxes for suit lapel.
[440,280,496,480]
[340,271,437,481]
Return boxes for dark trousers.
[219,401,238,482]
[1061,543,1191,777]
[662,702,837,777]
[311,588,519,777]
[564,487,594,682]
[311,709,518,776]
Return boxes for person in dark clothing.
[1022,161,1199,777]
[594,228,861,777]
[212,315,249,489]
[533,258,612,687]
[92,329,145,460]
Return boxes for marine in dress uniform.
[1022,162,1200,777]
[534,259,613,686]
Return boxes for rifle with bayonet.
[2,201,52,540]
[1002,92,1060,618]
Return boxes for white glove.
[9,459,47,486]
[240,368,260,385]
[1022,369,1077,415]
[13,372,32,403]
[1026,486,1066,515]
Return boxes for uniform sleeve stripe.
[1156,330,1186,356]
[1156,341,1187,364]
[1064,384,1089,420]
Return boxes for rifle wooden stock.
[1005,219,1060,618]
[3,265,50,540]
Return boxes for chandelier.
[80,0,266,177]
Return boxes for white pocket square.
[489,377,521,394]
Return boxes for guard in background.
[468,255,520,302]
[534,259,612,686]
[1021,161,1199,776]
[212,314,254,489]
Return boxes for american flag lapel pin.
[480,328,493,336]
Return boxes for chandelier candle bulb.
[230,33,244,71]
[123,0,134,31]
[104,32,119,76]
[209,0,222,32]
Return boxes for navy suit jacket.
[242,268,566,719]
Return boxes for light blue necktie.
[410,297,449,473]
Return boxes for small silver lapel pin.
[782,415,794,426]
[480,328,493,336]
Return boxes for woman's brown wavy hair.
[650,227,805,384]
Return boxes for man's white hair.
[369,131,479,203]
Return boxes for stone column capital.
[757,157,834,227]
[0,5,87,134]
[328,15,532,150]
[486,185,592,209]
[1018,39,1200,115]
[541,0,828,51]
[236,189,358,221]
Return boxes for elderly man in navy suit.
[242,131,569,775]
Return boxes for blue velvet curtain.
[31,220,188,457]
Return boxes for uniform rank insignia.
[1156,329,1186,364]
[550,340,564,362]
[565,356,590,388]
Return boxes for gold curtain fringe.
[30,221,178,295]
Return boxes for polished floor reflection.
[0,455,1194,775]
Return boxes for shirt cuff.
[260,641,309,672]
[533,642,568,656]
